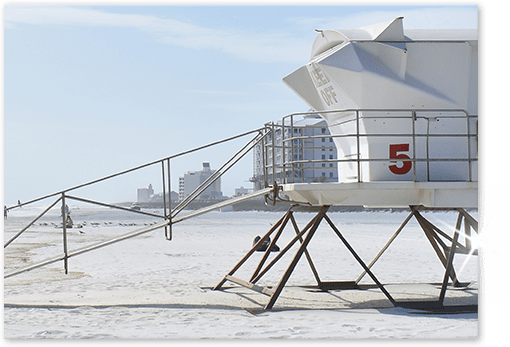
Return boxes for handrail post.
[271,122,276,185]
[281,121,287,184]
[466,111,472,182]
[412,110,417,182]
[290,114,295,183]
[262,125,268,187]
[61,193,69,274]
[166,158,172,240]
[279,122,286,184]
[161,160,169,239]
[356,110,361,183]
[426,116,431,181]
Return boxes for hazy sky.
[3,3,478,206]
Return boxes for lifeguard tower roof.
[284,17,477,113]
[278,17,478,208]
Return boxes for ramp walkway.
[4,127,275,278]
[172,187,272,223]
[4,187,273,279]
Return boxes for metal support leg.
[439,229,460,304]
[250,211,292,282]
[356,210,414,284]
[464,216,472,251]
[439,214,462,304]
[265,206,329,310]
[213,207,291,291]
[417,213,470,254]
[457,208,478,232]
[250,212,323,285]
[413,209,459,284]
[324,214,396,306]
[289,212,322,287]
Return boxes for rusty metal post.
[289,211,322,286]
[324,214,396,306]
[464,214,472,251]
[61,193,69,274]
[213,208,291,291]
[356,209,414,284]
[457,208,478,232]
[250,211,292,282]
[413,208,470,254]
[265,205,329,310]
[250,211,320,285]
[413,208,459,284]
[439,213,462,304]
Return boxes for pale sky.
[3,2,479,205]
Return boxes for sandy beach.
[4,206,478,339]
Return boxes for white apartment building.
[252,113,338,190]
[178,162,223,200]
[137,183,154,202]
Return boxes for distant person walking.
[4,205,7,219]
[61,204,70,216]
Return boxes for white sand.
[4,207,479,339]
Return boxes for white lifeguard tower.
[214,18,478,310]
[4,17,478,313]
[280,17,477,208]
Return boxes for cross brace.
[213,204,478,310]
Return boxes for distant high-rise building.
[179,162,223,200]
[137,183,154,202]
[252,113,338,190]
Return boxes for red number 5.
[389,144,412,175]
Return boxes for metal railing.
[4,126,272,277]
[4,108,479,278]
[258,109,477,186]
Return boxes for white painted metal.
[283,18,478,185]
[282,181,477,208]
